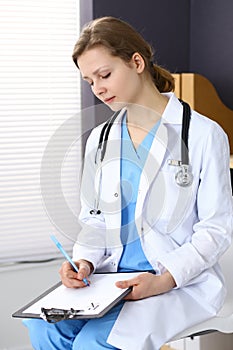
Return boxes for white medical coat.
[73,93,233,349]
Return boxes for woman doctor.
[24,16,233,350]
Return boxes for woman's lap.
[23,301,124,350]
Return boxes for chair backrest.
[172,73,233,154]
[218,239,233,318]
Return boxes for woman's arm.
[158,120,233,288]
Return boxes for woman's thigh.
[72,301,124,350]
[23,318,87,350]
[23,301,124,350]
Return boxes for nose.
[92,80,106,97]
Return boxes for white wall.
[0,260,62,350]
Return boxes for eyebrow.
[82,66,110,80]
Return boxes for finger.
[61,275,87,288]
[59,262,77,279]
[115,277,138,289]
[77,264,89,279]
[59,261,73,274]
[61,270,86,288]
[123,292,133,300]
[123,285,143,301]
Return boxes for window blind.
[0,0,82,263]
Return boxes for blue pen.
[50,235,89,286]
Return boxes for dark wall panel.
[79,0,233,111]
[93,0,190,73]
[190,0,233,109]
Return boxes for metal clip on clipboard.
[40,307,84,323]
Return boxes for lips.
[104,96,115,104]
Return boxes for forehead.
[77,46,124,77]
[78,46,112,69]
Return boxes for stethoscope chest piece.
[175,164,193,187]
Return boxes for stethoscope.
[168,99,193,187]
[90,100,193,215]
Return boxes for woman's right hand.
[59,259,93,288]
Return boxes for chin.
[107,101,127,112]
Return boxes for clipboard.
[12,272,139,322]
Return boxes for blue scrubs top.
[118,115,161,272]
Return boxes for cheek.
[118,73,139,97]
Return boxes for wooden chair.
[172,73,233,155]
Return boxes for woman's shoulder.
[191,109,228,139]
[189,109,230,157]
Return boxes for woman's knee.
[23,318,84,350]
[23,319,55,350]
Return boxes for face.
[77,45,145,111]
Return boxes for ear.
[131,52,145,73]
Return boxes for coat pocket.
[145,169,195,234]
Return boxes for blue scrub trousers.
[23,301,124,349]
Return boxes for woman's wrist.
[151,271,176,295]
[161,271,176,291]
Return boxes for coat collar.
[107,93,184,132]
[161,93,184,125]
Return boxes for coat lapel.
[135,92,183,218]
[135,121,168,216]
[98,111,123,247]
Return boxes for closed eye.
[102,72,111,79]
[83,72,111,87]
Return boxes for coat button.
[114,192,118,197]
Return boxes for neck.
[126,82,169,129]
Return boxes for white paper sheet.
[23,272,139,317]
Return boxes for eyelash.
[102,72,111,79]
[88,73,111,86]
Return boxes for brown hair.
[72,16,174,93]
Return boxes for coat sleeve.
[72,127,107,271]
[157,120,233,288]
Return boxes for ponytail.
[150,63,175,92]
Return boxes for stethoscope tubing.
[179,99,191,166]
[90,100,192,214]
[95,110,121,164]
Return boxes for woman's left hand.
[115,271,176,300]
